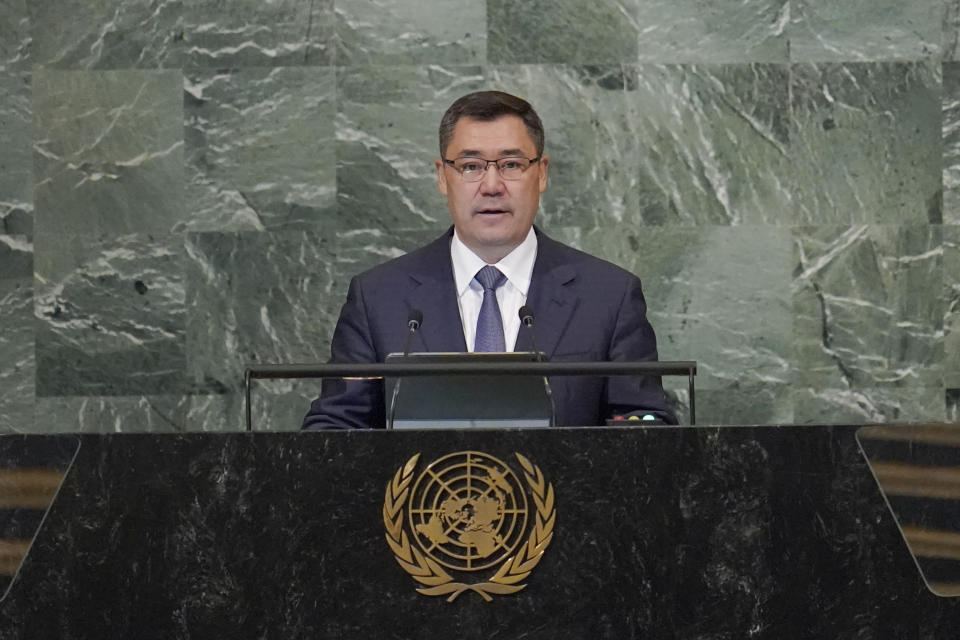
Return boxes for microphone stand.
[519,306,556,427]
[387,310,422,429]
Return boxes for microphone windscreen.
[407,308,423,328]
[518,305,534,325]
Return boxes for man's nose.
[478,163,506,195]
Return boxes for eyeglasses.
[442,156,541,182]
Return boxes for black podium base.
[0,426,957,639]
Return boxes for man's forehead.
[446,115,537,155]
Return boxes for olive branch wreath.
[383,452,556,602]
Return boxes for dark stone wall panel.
[0,2,951,430]
[0,275,34,431]
[790,0,940,62]
[29,0,185,69]
[486,65,642,229]
[182,0,334,68]
[577,226,793,393]
[792,225,944,391]
[789,62,941,225]
[33,69,186,236]
[0,72,32,235]
[0,235,34,433]
[943,62,960,226]
[635,0,789,63]
[28,0,334,69]
[184,229,439,401]
[947,388,959,421]
[335,65,484,232]
[630,63,792,225]
[945,226,959,389]
[488,0,639,64]
[34,233,187,397]
[0,0,30,72]
[336,0,485,65]
[184,67,336,231]
[33,395,191,433]
[793,386,947,424]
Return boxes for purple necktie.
[474,266,507,352]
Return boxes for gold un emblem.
[383,451,556,602]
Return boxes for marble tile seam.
[11,60,957,74]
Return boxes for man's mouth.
[475,208,510,215]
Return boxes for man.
[303,91,675,429]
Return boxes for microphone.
[402,309,423,356]
[518,306,555,426]
[518,305,542,362]
[389,309,423,429]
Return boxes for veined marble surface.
[181,0,334,67]
[578,225,793,393]
[789,62,941,225]
[0,73,32,235]
[0,0,954,431]
[945,227,959,390]
[184,228,439,396]
[948,1,960,62]
[793,386,948,424]
[488,0,639,64]
[790,0,940,62]
[33,69,185,236]
[29,0,184,69]
[336,0,485,65]
[635,0,789,63]
[0,235,34,432]
[0,0,29,73]
[944,62,960,226]
[792,226,944,411]
[34,233,187,397]
[336,65,483,232]
[629,63,792,225]
[184,67,336,231]
[487,65,643,229]
[29,0,334,69]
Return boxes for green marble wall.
[0,0,957,432]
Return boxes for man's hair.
[438,91,545,157]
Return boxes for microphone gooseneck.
[518,306,555,426]
[389,309,424,429]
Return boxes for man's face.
[435,115,549,262]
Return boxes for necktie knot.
[475,265,506,291]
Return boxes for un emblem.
[383,451,556,601]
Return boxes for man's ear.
[435,158,448,196]
[538,155,549,193]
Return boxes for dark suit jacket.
[302,227,675,429]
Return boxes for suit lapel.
[405,230,468,353]
[516,230,578,358]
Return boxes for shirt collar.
[450,227,538,297]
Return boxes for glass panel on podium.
[384,352,553,429]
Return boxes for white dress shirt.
[450,227,538,352]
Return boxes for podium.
[1,425,958,638]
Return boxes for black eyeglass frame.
[442,156,542,180]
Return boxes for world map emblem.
[383,451,556,601]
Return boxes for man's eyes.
[460,161,484,172]
[500,160,522,170]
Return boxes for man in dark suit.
[303,91,675,429]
